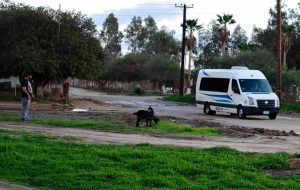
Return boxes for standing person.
[20,73,31,121]
[28,74,34,98]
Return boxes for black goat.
[133,106,159,127]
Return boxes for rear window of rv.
[200,78,230,92]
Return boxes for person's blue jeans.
[21,97,30,121]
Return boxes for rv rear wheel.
[204,103,216,115]
[237,106,246,119]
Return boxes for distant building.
[0,76,20,88]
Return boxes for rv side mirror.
[272,87,276,93]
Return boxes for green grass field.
[0,113,220,137]
[281,103,300,112]
[0,129,299,190]
[163,95,195,104]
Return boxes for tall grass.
[0,129,299,190]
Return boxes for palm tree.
[182,19,202,94]
[282,24,294,68]
[216,14,236,56]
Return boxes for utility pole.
[175,4,193,96]
[276,0,282,100]
[57,4,61,43]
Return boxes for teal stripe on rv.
[202,93,234,103]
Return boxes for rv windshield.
[239,79,272,93]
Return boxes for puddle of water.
[72,108,88,112]
[104,100,170,108]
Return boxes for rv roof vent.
[231,66,249,70]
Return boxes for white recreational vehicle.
[195,67,280,119]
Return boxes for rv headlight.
[276,97,280,107]
[248,97,254,105]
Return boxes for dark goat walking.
[133,106,159,127]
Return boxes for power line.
[137,4,175,6]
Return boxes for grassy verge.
[0,129,299,190]
[163,95,195,104]
[0,113,19,121]
[281,103,300,113]
[0,113,220,136]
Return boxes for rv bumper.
[243,106,280,115]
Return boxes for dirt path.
[0,181,37,190]
[1,121,300,153]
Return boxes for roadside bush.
[133,86,144,95]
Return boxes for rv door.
[229,79,241,108]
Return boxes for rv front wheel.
[237,106,246,119]
[268,113,277,120]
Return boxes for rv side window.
[200,78,230,92]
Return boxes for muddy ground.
[1,98,299,138]
[0,98,299,151]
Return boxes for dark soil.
[162,116,299,138]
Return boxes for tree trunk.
[221,42,226,56]
[283,51,287,68]
[187,48,192,89]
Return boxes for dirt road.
[70,87,300,134]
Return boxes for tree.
[124,16,144,53]
[216,14,236,55]
[100,13,123,58]
[182,19,202,92]
[102,53,149,82]
[142,15,158,54]
[151,27,181,57]
[282,24,295,67]
[195,21,222,69]
[144,54,180,91]
[0,3,104,88]
[228,24,248,54]
[238,42,256,52]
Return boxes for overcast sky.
[17,0,299,39]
